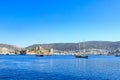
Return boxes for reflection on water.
[0,55,120,80]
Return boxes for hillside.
[1,41,120,55]
[26,41,120,52]
[0,43,21,50]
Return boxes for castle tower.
[49,48,53,55]
[38,46,42,50]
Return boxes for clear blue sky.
[0,0,120,47]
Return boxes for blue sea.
[0,55,120,80]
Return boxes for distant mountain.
[0,43,21,50]
[26,43,78,51]
[26,41,120,52]
[1,41,120,55]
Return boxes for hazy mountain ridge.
[26,41,120,52]
[0,43,21,50]
[1,41,120,54]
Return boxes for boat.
[115,54,120,57]
[35,54,44,57]
[75,41,88,59]
[6,53,10,55]
[115,55,120,57]
[114,53,120,57]
[75,55,88,58]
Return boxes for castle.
[26,46,53,55]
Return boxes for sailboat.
[75,42,88,58]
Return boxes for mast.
[78,42,80,54]
[82,42,86,55]
[84,41,85,53]
[83,41,86,55]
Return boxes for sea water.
[0,55,120,80]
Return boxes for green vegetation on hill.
[26,41,120,51]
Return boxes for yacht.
[75,42,88,59]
